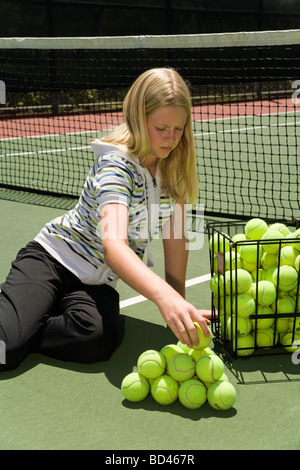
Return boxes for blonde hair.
[102,67,199,204]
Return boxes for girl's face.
[145,105,187,163]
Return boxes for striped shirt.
[35,140,176,286]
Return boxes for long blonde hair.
[102,67,199,204]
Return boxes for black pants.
[0,241,120,370]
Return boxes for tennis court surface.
[1,30,300,450]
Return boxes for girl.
[0,67,211,371]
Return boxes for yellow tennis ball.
[210,273,225,296]
[256,328,278,348]
[261,230,285,254]
[281,332,300,353]
[253,280,277,306]
[178,379,207,409]
[226,315,252,339]
[251,268,265,282]
[295,254,300,272]
[192,322,213,350]
[272,265,298,292]
[189,346,215,363]
[240,244,263,265]
[251,305,274,330]
[272,295,296,314]
[222,293,255,318]
[261,252,278,270]
[137,349,166,379]
[207,380,237,411]
[223,252,244,271]
[268,223,291,237]
[121,372,150,402]
[284,229,300,250]
[274,318,290,334]
[176,341,192,354]
[233,333,255,356]
[231,233,247,252]
[263,266,277,283]
[224,268,252,295]
[235,293,256,318]
[160,344,184,365]
[196,354,224,383]
[151,374,179,405]
[167,353,196,382]
[288,317,300,334]
[245,218,268,240]
[280,246,298,267]
[209,232,230,255]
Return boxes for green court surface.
[1,197,300,451]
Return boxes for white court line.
[119,273,211,309]
[195,120,300,137]
[0,145,90,158]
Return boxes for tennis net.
[0,30,300,221]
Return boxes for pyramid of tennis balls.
[121,323,237,411]
[209,218,300,355]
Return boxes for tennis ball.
[220,293,255,318]
[284,229,300,250]
[178,379,207,409]
[281,332,300,353]
[226,316,252,338]
[274,318,290,334]
[121,372,150,402]
[176,341,192,354]
[207,380,236,411]
[240,244,262,265]
[253,280,277,306]
[268,223,291,237]
[231,233,247,252]
[261,230,285,254]
[209,232,230,255]
[264,266,277,283]
[137,349,166,379]
[233,333,255,356]
[251,304,274,330]
[192,322,213,350]
[245,218,268,240]
[196,354,224,383]
[251,268,265,282]
[288,317,300,334]
[167,353,196,382]
[255,328,278,348]
[151,374,179,405]
[160,344,184,365]
[235,293,256,318]
[272,295,296,314]
[280,246,298,268]
[224,268,252,295]
[224,251,244,271]
[295,254,300,272]
[261,252,278,270]
[189,346,215,363]
[210,273,225,296]
[272,265,298,292]
[188,348,202,362]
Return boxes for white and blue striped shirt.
[35,141,176,286]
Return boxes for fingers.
[167,309,211,349]
[169,317,197,349]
